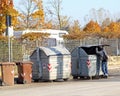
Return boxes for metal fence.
[64,37,120,56]
[0,38,120,62]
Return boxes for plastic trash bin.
[16,61,33,84]
[0,62,15,86]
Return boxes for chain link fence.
[0,38,120,62]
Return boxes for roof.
[33,46,70,56]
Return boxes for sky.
[13,0,120,26]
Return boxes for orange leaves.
[83,20,102,38]
[0,0,18,34]
[31,10,44,18]
[69,20,81,33]
[63,20,83,40]
[0,35,7,41]
[102,22,120,38]
[83,20,101,33]
[106,22,120,32]
[30,0,45,29]
[21,32,50,41]
[43,21,53,29]
[63,31,85,40]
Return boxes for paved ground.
[0,65,120,96]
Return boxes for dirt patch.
[108,56,120,65]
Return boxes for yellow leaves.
[107,22,120,32]
[69,20,81,34]
[43,21,53,29]
[63,20,83,40]
[83,20,101,33]
[102,22,120,38]
[0,0,19,34]
[63,31,86,40]
[0,35,7,41]
[30,0,44,29]
[103,27,109,32]
[31,10,44,18]
[21,32,50,41]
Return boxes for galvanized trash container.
[0,62,15,86]
[71,45,105,79]
[16,61,33,84]
[30,46,71,81]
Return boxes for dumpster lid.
[31,46,70,56]
[40,46,70,56]
[80,44,109,48]
[79,44,109,54]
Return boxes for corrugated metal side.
[30,46,71,81]
[42,55,71,80]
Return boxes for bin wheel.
[34,79,39,82]
[23,80,27,84]
[63,78,68,81]
[80,76,84,79]
[73,76,78,79]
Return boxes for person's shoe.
[104,74,108,78]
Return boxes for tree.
[46,0,70,29]
[101,18,111,29]
[0,0,18,35]
[63,20,86,40]
[103,22,120,38]
[16,0,44,30]
[47,0,62,29]
[83,20,102,38]
[69,20,81,33]
[21,32,50,41]
[85,8,111,26]
[31,0,44,29]
[83,20,101,32]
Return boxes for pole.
[6,27,11,62]
[6,15,12,62]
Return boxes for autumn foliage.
[83,20,101,32]
[63,20,85,40]
[1,1,120,41]
[21,32,50,41]
[102,22,120,38]
[0,0,18,34]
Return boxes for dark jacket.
[102,50,108,62]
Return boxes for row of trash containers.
[0,62,33,86]
[0,45,108,86]
[30,45,108,81]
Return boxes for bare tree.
[85,8,111,26]
[16,0,44,29]
[46,0,70,29]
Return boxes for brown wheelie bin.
[16,61,33,84]
[0,62,15,86]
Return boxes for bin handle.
[21,73,26,77]
[30,74,32,78]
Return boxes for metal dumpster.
[0,62,15,86]
[71,45,108,79]
[16,61,33,84]
[30,46,71,81]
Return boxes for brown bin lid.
[0,62,15,65]
[16,61,33,65]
